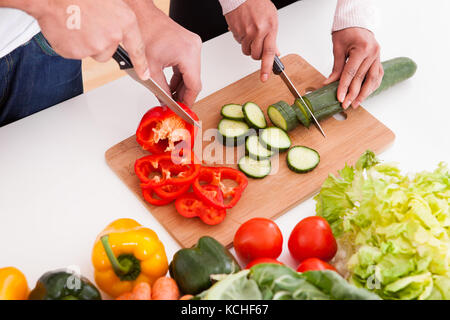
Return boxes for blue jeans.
[0,32,83,127]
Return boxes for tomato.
[288,216,337,262]
[233,218,283,262]
[245,258,284,269]
[296,258,337,273]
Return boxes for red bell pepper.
[134,153,200,189]
[142,188,173,206]
[193,167,248,209]
[175,190,227,225]
[152,183,191,201]
[136,102,199,154]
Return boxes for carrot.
[115,282,151,300]
[180,294,194,300]
[151,277,180,300]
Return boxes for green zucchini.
[245,135,274,160]
[218,118,250,146]
[286,146,320,173]
[302,57,417,123]
[267,101,299,131]
[259,127,291,152]
[238,156,271,179]
[242,102,267,129]
[221,104,244,120]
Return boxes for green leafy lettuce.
[197,264,379,300]
[315,150,450,300]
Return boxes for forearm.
[332,0,378,32]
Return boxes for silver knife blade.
[279,70,326,138]
[125,69,201,128]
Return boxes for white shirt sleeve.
[218,0,247,15]
[332,0,379,33]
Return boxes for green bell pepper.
[28,269,102,300]
[169,236,241,295]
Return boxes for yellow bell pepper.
[0,267,29,300]
[92,218,168,298]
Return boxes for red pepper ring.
[193,167,248,210]
[175,191,227,225]
[142,188,173,206]
[134,153,200,189]
[152,183,190,201]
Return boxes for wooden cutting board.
[105,54,395,248]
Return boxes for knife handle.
[272,55,285,75]
[112,45,133,70]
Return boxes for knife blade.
[273,56,326,138]
[112,45,201,128]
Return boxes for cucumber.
[238,156,271,179]
[291,99,311,128]
[267,101,298,131]
[218,118,249,146]
[286,146,320,173]
[242,102,267,129]
[245,135,274,160]
[221,104,245,120]
[259,127,291,152]
[302,57,417,123]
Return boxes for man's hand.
[27,0,150,81]
[126,1,202,106]
[324,27,383,109]
[225,0,279,82]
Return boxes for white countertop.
[0,0,449,295]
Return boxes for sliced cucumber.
[259,127,291,152]
[267,101,299,132]
[221,104,245,120]
[238,156,271,179]
[245,135,274,160]
[242,102,267,129]
[292,98,312,128]
[286,146,320,173]
[218,118,249,146]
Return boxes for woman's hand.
[225,0,279,82]
[324,27,383,109]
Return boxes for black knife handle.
[272,55,285,75]
[112,45,133,70]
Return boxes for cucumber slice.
[218,118,249,146]
[238,156,271,179]
[221,104,245,120]
[292,99,312,128]
[259,127,291,152]
[242,102,267,129]
[245,135,274,160]
[267,101,298,131]
[287,146,320,173]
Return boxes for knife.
[272,56,326,138]
[112,45,201,128]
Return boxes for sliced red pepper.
[134,153,200,189]
[175,190,226,225]
[136,102,199,154]
[193,167,248,209]
[152,183,190,200]
[142,188,173,206]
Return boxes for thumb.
[323,49,346,85]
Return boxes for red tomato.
[233,218,283,262]
[296,258,337,273]
[288,216,337,262]
[245,258,284,269]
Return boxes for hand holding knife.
[273,56,326,138]
[112,45,201,128]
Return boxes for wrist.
[2,0,51,18]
